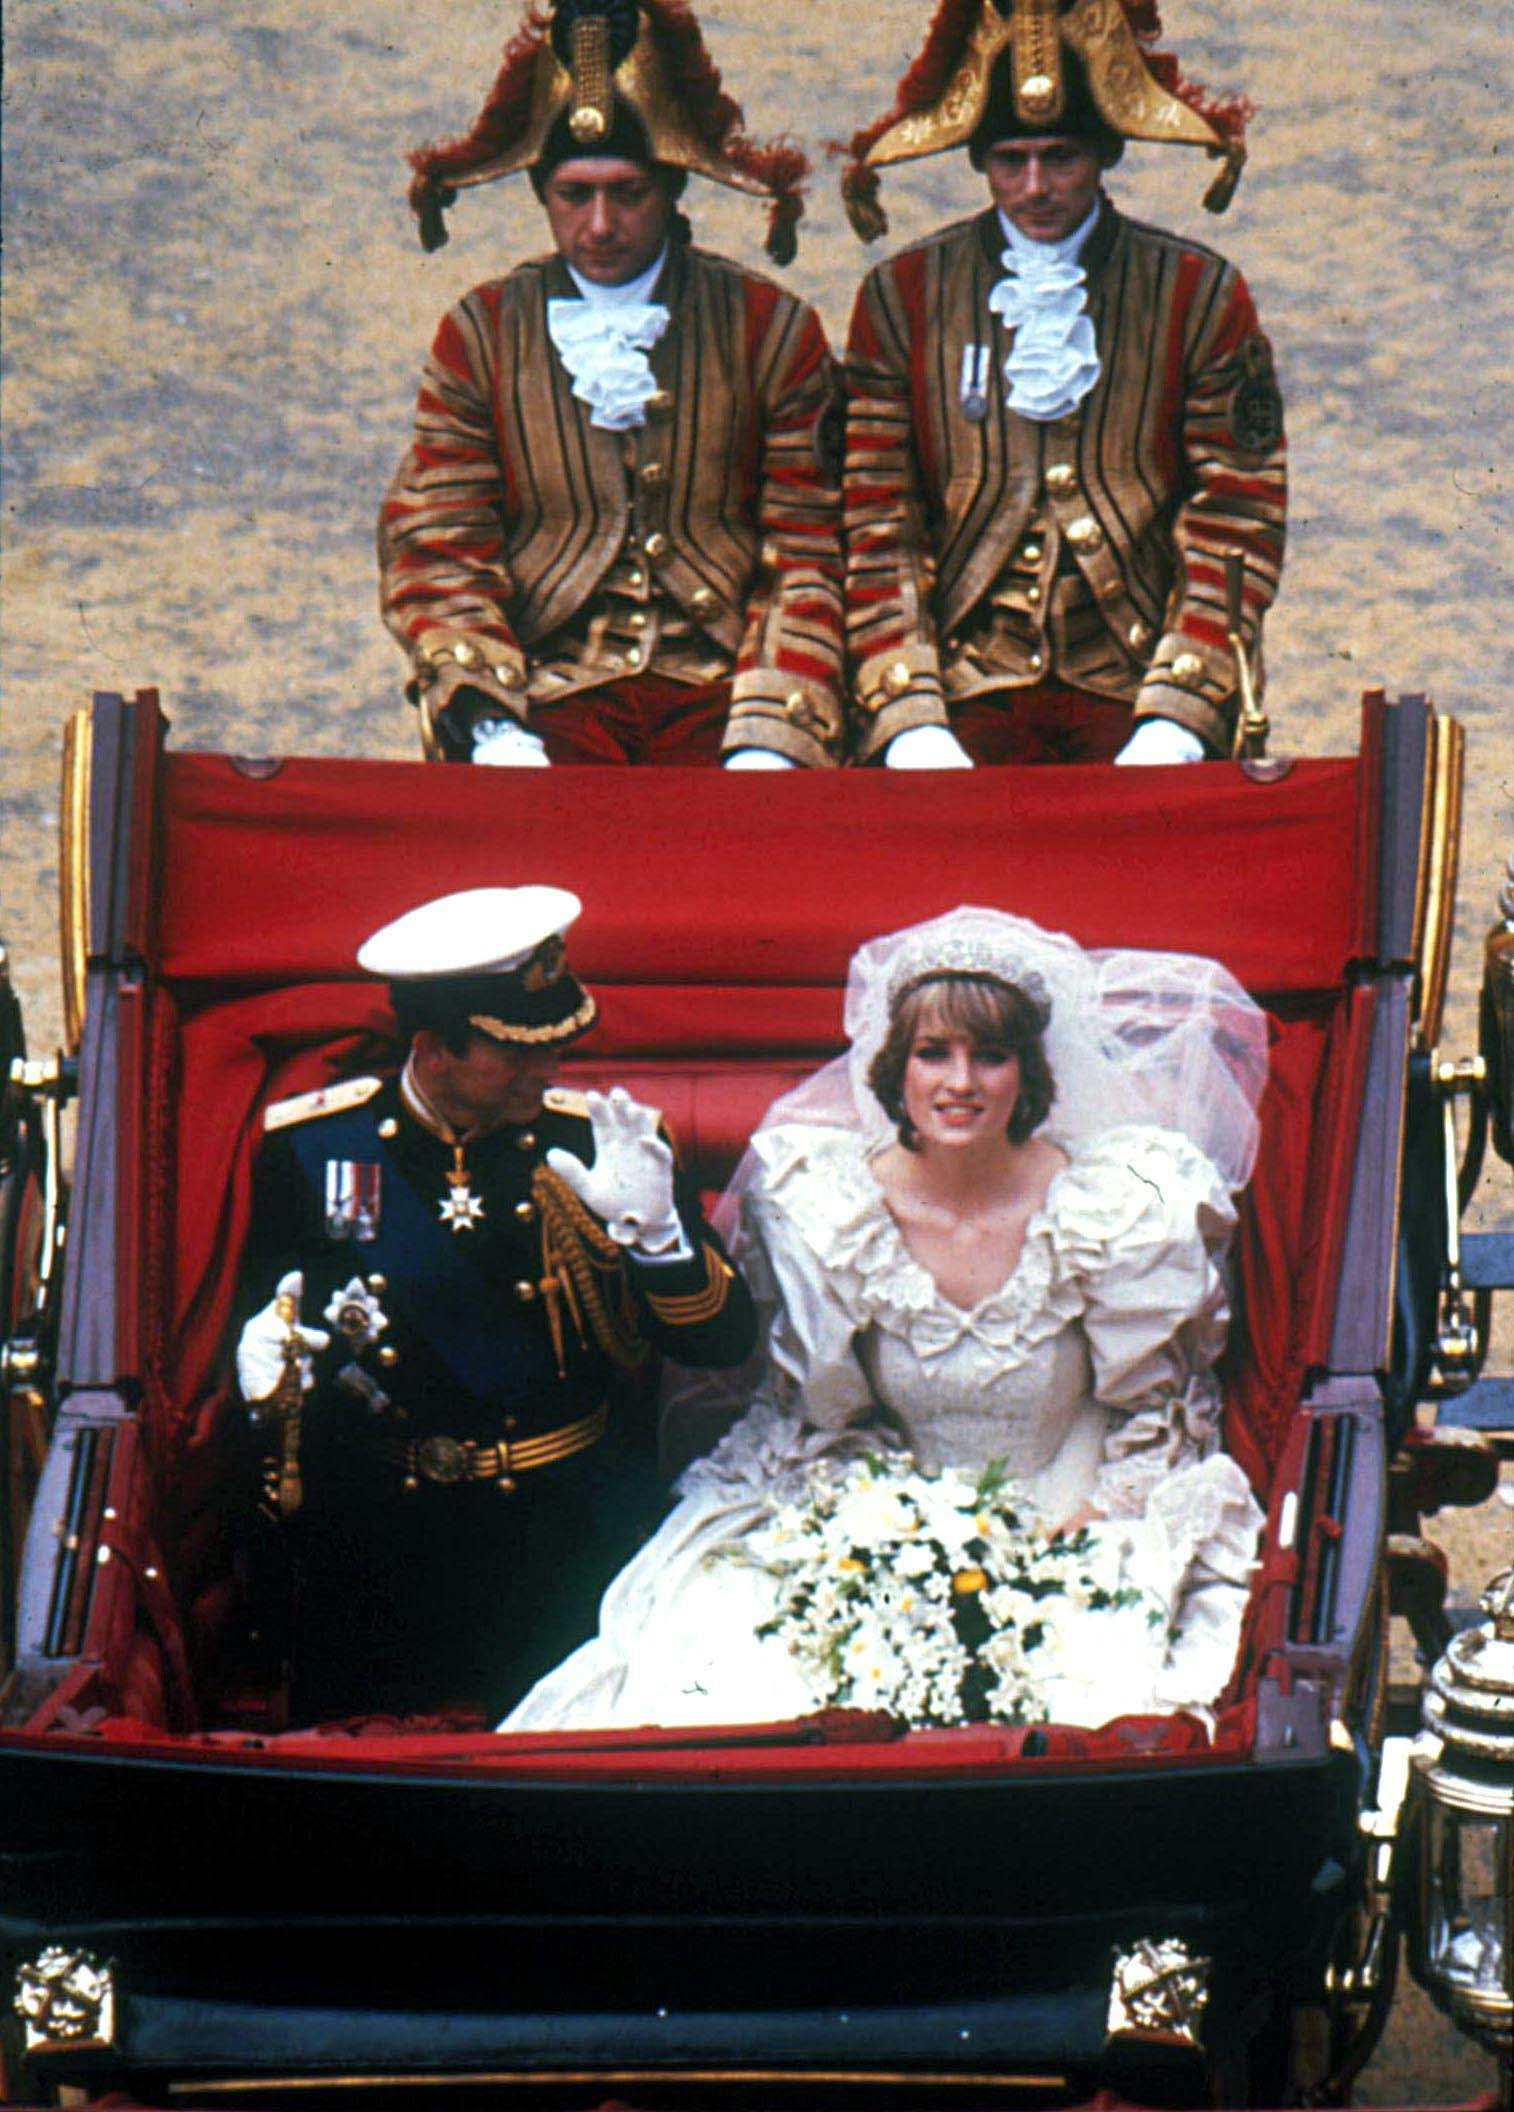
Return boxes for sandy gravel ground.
[1,3,1510,2099]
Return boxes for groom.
[234,885,756,1723]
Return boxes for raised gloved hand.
[724,748,799,771]
[236,1271,331,1407]
[473,717,551,768]
[1114,717,1205,766]
[885,724,975,770]
[546,1086,690,1260]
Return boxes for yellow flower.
[953,1567,989,1596]
[837,1556,867,1573]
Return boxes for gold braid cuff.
[644,1243,735,1327]
[532,1165,650,1375]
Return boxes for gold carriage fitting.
[841,0,1252,242]
[407,0,809,263]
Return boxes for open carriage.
[1,688,1510,2107]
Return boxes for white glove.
[237,1271,331,1406]
[546,1086,690,1260]
[473,717,551,768]
[1114,717,1206,766]
[322,1276,389,1351]
[724,748,799,771]
[884,724,975,770]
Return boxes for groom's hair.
[869,972,1056,1151]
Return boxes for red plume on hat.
[840,0,1251,243]
[408,0,808,265]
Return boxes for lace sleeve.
[1055,1128,1237,1519]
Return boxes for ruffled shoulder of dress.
[1047,1124,1236,1265]
[745,1122,892,1275]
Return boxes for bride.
[502,906,1271,1734]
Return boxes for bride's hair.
[867,971,1056,1151]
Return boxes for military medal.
[959,343,991,424]
[324,1160,382,1242]
[439,1142,486,1233]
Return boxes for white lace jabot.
[988,202,1101,422]
[548,248,671,430]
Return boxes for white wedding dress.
[502,1119,1264,1735]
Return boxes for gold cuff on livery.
[414,633,529,695]
[643,1244,735,1327]
[855,641,944,715]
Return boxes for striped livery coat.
[380,242,846,766]
[844,204,1287,758]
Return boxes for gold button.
[377,1117,398,1140]
[1021,541,1043,564]
[514,1199,536,1224]
[366,1273,387,1294]
[1029,652,1044,672]
[885,659,913,696]
[496,1475,517,1495]
[1128,622,1151,652]
[1172,651,1205,684]
[452,640,480,667]
[690,585,716,613]
[1065,515,1103,553]
[760,538,780,568]
[640,460,666,487]
[515,1130,536,1152]
[491,664,517,685]
[625,647,644,670]
[626,569,647,592]
[378,1346,399,1368]
[627,611,648,632]
[514,1280,538,1304]
[643,532,670,563]
[1026,585,1041,605]
[505,1415,519,1432]
[645,388,673,418]
[1044,462,1077,497]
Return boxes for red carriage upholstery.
[114,753,1376,1739]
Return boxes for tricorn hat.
[841,0,1251,243]
[409,0,809,264]
[360,886,598,1047]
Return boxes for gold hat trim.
[468,989,600,1046]
[865,0,1226,171]
[445,14,770,201]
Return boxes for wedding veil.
[742,906,1270,1197]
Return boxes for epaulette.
[263,1076,384,1133]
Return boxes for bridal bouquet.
[743,1453,1162,1727]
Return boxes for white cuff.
[885,724,975,770]
[1114,718,1206,767]
[473,719,550,768]
[724,748,800,771]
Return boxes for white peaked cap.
[356,886,583,980]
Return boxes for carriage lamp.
[1409,1566,1514,2061]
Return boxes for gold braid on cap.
[532,1164,650,1376]
[408,0,810,263]
[839,0,1252,243]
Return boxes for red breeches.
[948,684,1132,765]
[534,676,731,766]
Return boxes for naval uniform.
[239,1074,756,1723]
